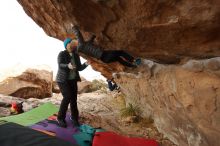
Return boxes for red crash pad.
[93,131,159,146]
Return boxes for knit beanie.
[64,38,72,49]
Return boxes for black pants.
[57,79,78,121]
[100,50,135,67]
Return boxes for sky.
[0,1,105,81]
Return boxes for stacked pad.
[30,113,79,144]
[0,103,159,146]
[30,113,104,145]
[93,131,159,146]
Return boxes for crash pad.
[0,120,8,125]
[30,113,104,146]
[73,124,104,146]
[30,113,79,145]
[93,131,159,146]
[0,103,58,126]
[0,122,78,146]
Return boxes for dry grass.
[120,103,141,118]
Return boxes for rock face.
[0,67,53,99]
[77,80,92,94]
[16,0,220,145]
[17,0,220,77]
[114,57,220,146]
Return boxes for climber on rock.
[68,25,141,67]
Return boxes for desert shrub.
[120,103,141,118]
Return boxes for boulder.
[0,65,53,99]
[115,58,220,146]
[78,80,92,94]
[17,0,220,77]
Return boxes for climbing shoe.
[134,58,141,65]
[56,118,67,128]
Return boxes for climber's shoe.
[134,58,141,65]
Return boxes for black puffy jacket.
[56,50,87,83]
[72,26,103,59]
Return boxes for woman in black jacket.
[56,38,88,128]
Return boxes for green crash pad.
[0,103,58,126]
[0,120,8,126]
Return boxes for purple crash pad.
[30,113,80,144]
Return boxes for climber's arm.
[72,25,85,45]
